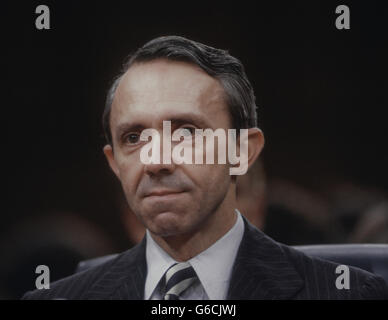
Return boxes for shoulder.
[21,249,129,300]
[278,243,388,300]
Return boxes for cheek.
[115,154,143,196]
[184,163,231,196]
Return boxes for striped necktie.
[163,262,198,300]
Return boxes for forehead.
[110,59,229,130]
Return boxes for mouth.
[144,189,186,198]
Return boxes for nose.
[143,131,176,177]
[144,161,176,177]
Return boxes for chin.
[146,211,188,236]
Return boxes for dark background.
[2,0,387,298]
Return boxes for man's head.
[103,36,258,146]
[102,36,264,242]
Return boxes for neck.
[150,189,238,261]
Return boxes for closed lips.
[145,190,184,197]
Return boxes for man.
[23,36,388,300]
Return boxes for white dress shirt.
[144,209,245,300]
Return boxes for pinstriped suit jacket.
[22,217,388,300]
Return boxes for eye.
[125,133,140,144]
[180,126,196,137]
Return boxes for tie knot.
[163,262,198,300]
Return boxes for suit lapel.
[85,237,147,300]
[84,216,304,300]
[227,217,304,299]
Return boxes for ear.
[229,127,264,176]
[245,127,265,171]
[103,144,120,179]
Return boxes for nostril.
[144,162,176,177]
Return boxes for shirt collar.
[189,209,244,299]
[145,230,176,300]
[144,209,245,300]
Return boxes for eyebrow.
[116,123,146,139]
[115,113,212,138]
[168,114,211,129]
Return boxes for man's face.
[105,59,234,237]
